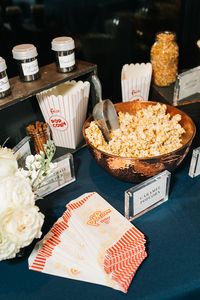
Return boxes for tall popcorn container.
[36,80,90,149]
[121,63,152,101]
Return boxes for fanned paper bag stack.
[121,63,152,102]
[36,80,90,149]
[28,192,147,293]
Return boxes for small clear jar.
[51,36,75,73]
[12,44,40,82]
[26,121,50,154]
[0,57,11,99]
[150,31,179,87]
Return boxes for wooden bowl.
[83,101,196,182]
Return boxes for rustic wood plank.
[0,60,97,110]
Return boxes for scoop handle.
[91,74,102,103]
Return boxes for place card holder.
[13,136,32,168]
[189,146,200,178]
[173,66,200,105]
[37,153,75,197]
[13,137,76,197]
[125,170,171,221]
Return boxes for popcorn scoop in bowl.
[83,101,196,182]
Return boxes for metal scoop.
[91,75,119,142]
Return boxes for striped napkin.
[28,192,147,293]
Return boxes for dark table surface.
[1,146,200,300]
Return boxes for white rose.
[0,229,19,261]
[0,175,35,214]
[0,147,16,159]
[0,147,18,179]
[2,206,44,249]
[0,157,18,178]
[0,144,18,179]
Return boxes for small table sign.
[13,136,32,168]
[125,170,171,221]
[189,147,200,178]
[173,66,200,105]
[13,137,76,197]
[37,153,75,197]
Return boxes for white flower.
[34,161,42,170]
[0,175,35,214]
[0,228,19,261]
[0,147,18,179]
[29,169,39,182]
[35,154,43,161]
[16,168,29,178]
[0,147,16,159]
[1,206,44,249]
[22,142,57,192]
[25,155,35,169]
[0,141,56,261]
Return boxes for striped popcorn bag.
[28,192,147,293]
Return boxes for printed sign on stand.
[173,66,200,105]
[125,170,171,221]
[189,147,200,178]
[13,137,76,197]
[37,153,75,197]
[13,136,32,167]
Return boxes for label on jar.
[21,60,39,76]
[58,53,75,68]
[0,75,10,92]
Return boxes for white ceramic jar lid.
[0,57,7,72]
[51,36,75,51]
[12,44,38,60]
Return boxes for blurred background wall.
[0,0,199,100]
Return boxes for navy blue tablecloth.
[1,147,200,300]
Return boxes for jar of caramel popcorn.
[150,31,179,86]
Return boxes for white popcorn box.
[121,63,152,102]
[37,80,90,149]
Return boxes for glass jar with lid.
[12,44,40,82]
[150,31,179,86]
[0,57,11,99]
[51,36,75,73]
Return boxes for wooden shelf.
[0,60,97,110]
